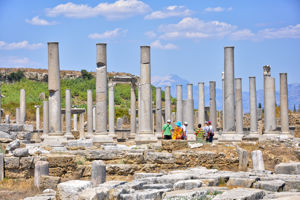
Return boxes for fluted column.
[264,76,277,132]
[280,73,289,133]
[42,101,49,136]
[176,85,183,122]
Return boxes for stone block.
[144,152,175,164]
[0,153,3,180]
[163,188,208,200]
[251,150,265,171]
[57,180,92,200]
[236,146,248,171]
[91,160,106,186]
[20,156,34,169]
[34,161,49,187]
[4,156,19,169]
[23,124,34,132]
[39,175,61,190]
[13,148,29,157]
[275,162,300,175]
[173,180,203,190]
[6,139,20,152]
[253,180,285,192]
[120,189,170,200]
[106,164,136,176]
[213,188,265,200]
[134,172,165,180]
[226,178,256,188]
[86,150,124,160]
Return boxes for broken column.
[65,89,74,139]
[35,105,40,131]
[94,43,113,144]
[235,78,243,134]
[20,89,26,124]
[16,107,20,124]
[130,82,136,138]
[198,82,205,127]
[280,73,289,133]
[135,46,157,144]
[165,86,171,121]
[87,89,93,137]
[264,65,276,133]
[224,46,235,133]
[209,81,217,132]
[176,85,183,122]
[43,101,49,136]
[34,161,49,188]
[5,115,10,124]
[156,87,162,137]
[251,150,265,171]
[249,77,258,133]
[108,81,115,136]
[91,160,106,186]
[47,42,62,134]
[0,153,3,181]
[73,114,78,131]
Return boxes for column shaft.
[130,84,136,134]
[280,73,289,133]
[264,76,276,132]
[186,84,194,134]
[108,83,115,134]
[198,82,205,126]
[165,86,171,121]
[87,89,93,133]
[235,78,243,134]
[249,77,257,133]
[35,106,40,131]
[73,114,78,131]
[43,101,49,134]
[176,85,183,122]
[156,87,162,133]
[65,89,71,133]
[20,89,26,124]
[209,81,217,131]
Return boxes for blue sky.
[0,0,299,91]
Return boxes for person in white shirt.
[182,122,188,140]
[203,121,209,142]
[208,121,214,142]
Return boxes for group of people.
[162,120,214,143]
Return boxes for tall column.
[222,72,225,130]
[20,89,26,124]
[224,46,235,133]
[138,83,141,132]
[155,87,162,136]
[80,113,84,139]
[264,76,277,132]
[136,46,157,144]
[16,108,20,124]
[198,82,205,126]
[94,43,112,143]
[48,42,62,134]
[186,84,194,137]
[165,86,171,121]
[176,85,183,122]
[108,81,115,135]
[0,89,2,124]
[65,89,74,139]
[87,89,93,136]
[42,101,49,136]
[35,105,40,131]
[73,114,78,131]
[235,78,243,134]
[249,77,258,133]
[92,106,96,131]
[280,73,289,133]
[130,83,136,137]
[209,81,217,131]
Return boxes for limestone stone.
[0,153,3,180]
[39,175,61,190]
[274,162,300,175]
[91,160,106,186]
[173,180,203,190]
[4,156,19,169]
[86,150,124,160]
[13,148,29,157]
[213,188,265,200]
[226,178,256,188]
[163,188,209,200]
[253,180,285,192]
[120,189,170,200]
[144,152,175,164]
[20,156,34,169]
[106,164,136,175]
[236,146,248,171]
[57,180,92,200]
[142,183,173,190]
[134,172,165,180]
[0,130,11,139]
[6,139,20,152]
[34,161,49,187]
[251,150,265,171]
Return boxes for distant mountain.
[152,74,300,112]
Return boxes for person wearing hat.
[182,122,188,140]
[203,121,209,142]
[208,121,214,142]
[162,119,173,140]
[172,121,184,140]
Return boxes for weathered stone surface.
[125,152,144,164]
[213,188,265,200]
[237,146,248,171]
[134,172,165,180]
[163,188,208,200]
[34,161,49,187]
[173,180,203,190]
[0,153,3,180]
[226,178,256,188]
[0,124,23,132]
[23,189,56,200]
[47,154,76,168]
[142,183,173,190]
[91,160,106,186]
[120,189,170,200]
[0,130,11,138]
[20,156,34,169]
[155,173,195,185]
[4,156,19,169]
[67,139,93,148]
[86,150,124,160]
[106,164,137,175]
[253,180,285,192]
[6,139,20,152]
[23,124,34,132]
[40,175,61,190]
[251,150,265,171]
[13,148,29,157]
[161,140,188,152]
[274,162,300,175]
[144,152,175,164]
[57,180,92,200]
[263,192,300,200]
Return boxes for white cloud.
[46,0,151,20]
[145,5,191,20]
[0,41,44,50]
[145,31,157,38]
[258,24,300,39]
[204,7,232,12]
[151,40,177,50]
[25,16,56,26]
[0,56,37,67]
[88,28,127,39]
[230,29,255,40]
[158,17,237,40]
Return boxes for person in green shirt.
[194,123,205,143]
[162,119,173,140]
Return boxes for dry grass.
[0,178,40,200]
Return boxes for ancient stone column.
[34,161,49,188]
[136,46,156,144]
[224,46,235,133]
[20,89,26,124]
[87,89,93,136]
[130,83,136,136]
[94,43,112,143]
[108,81,115,135]
[48,42,62,134]
[249,77,258,133]
[209,81,217,131]
[0,90,2,124]
[92,106,96,131]
[65,89,74,139]
[156,87,162,135]
[138,82,141,132]
[91,160,106,186]
[264,76,277,132]
[222,72,225,130]
[186,84,195,137]
[198,82,205,127]
[235,78,243,134]
[176,85,183,122]
[35,105,40,131]
[43,101,49,135]
[16,108,20,124]
[80,113,84,139]
[165,86,171,121]
[0,153,3,181]
[5,115,10,124]
[251,150,265,171]
[280,73,289,133]
[73,114,78,131]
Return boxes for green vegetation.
[0,75,176,121]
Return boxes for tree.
[258,103,262,108]
[7,70,25,82]
[80,70,93,80]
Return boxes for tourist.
[172,121,184,140]
[194,124,205,143]
[203,121,209,142]
[162,119,173,140]
[182,122,188,140]
[208,121,214,143]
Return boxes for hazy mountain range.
[152,74,300,113]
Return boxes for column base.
[85,132,94,139]
[65,132,75,140]
[135,134,158,145]
[92,134,114,147]
[260,133,293,141]
[128,132,136,139]
[218,132,244,142]
[155,132,163,139]
[42,135,67,147]
[108,132,117,139]
[243,132,259,141]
